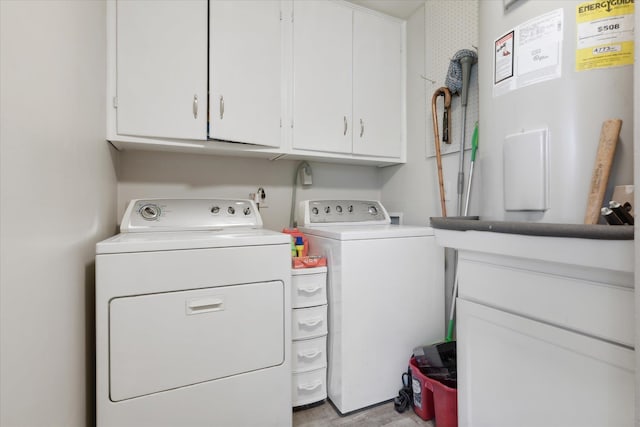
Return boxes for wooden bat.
[584,119,623,224]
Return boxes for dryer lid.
[96,228,290,254]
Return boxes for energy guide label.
[575,0,634,71]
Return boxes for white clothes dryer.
[296,200,444,414]
[96,199,291,427]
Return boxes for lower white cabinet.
[457,299,634,427]
[291,267,328,407]
[434,228,635,427]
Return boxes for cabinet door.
[210,1,282,148]
[116,0,207,140]
[352,11,402,158]
[457,299,634,427]
[292,1,352,154]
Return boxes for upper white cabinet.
[115,0,207,140]
[292,1,403,159]
[108,0,406,165]
[209,1,282,148]
[352,11,403,158]
[292,1,353,154]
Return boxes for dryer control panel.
[297,200,390,226]
[121,199,263,232]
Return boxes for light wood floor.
[293,400,434,427]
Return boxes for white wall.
[380,0,479,224]
[380,1,479,329]
[379,5,432,226]
[117,151,381,231]
[0,2,117,426]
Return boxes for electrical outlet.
[251,187,268,208]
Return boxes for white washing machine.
[96,199,292,427]
[296,200,444,414]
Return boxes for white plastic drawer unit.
[109,281,284,401]
[292,367,328,407]
[292,304,328,340]
[291,266,327,308]
[292,335,327,373]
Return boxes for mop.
[445,49,477,216]
[445,49,477,342]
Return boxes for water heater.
[478,0,633,223]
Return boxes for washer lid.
[298,225,435,240]
[96,228,289,254]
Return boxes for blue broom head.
[445,49,478,95]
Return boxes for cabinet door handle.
[219,95,225,119]
[360,119,364,138]
[192,94,198,119]
[343,116,348,136]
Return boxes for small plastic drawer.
[292,305,328,340]
[292,367,327,407]
[292,335,327,373]
[291,267,327,309]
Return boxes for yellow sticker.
[576,0,634,71]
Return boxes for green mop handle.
[463,123,479,217]
[447,123,479,342]
[471,122,479,161]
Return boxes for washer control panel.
[121,199,262,232]
[297,200,390,226]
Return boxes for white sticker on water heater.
[493,9,564,97]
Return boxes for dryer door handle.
[186,297,224,314]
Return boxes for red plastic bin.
[409,357,458,427]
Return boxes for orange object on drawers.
[292,256,327,269]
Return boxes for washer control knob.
[227,206,236,215]
[312,207,319,215]
[211,206,220,214]
[336,205,343,213]
[324,206,331,214]
[139,204,160,221]
[348,205,354,213]
[243,207,251,216]
[368,205,378,216]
